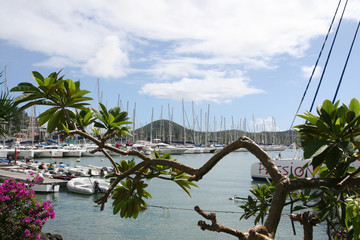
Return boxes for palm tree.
[0,77,17,137]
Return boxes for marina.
[0,151,326,239]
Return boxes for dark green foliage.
[112,178,151,219]
[239,180,275,224]
[240,99,360,239]
[0,91,17,137]
[11,71,92,133]
[90,103,131,138]
[108,156,197,219]
[296,99,360,177]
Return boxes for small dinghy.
[67,177,109,195]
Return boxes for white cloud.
[301,65,322,79]
[139,70,264,103]
[83,36,129,78]
[34,56,79,68]
[252,116,280,132]
[1,0,359,102]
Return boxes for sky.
[0,0,360,133]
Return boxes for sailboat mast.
[150,108,154,143]
[200,109,202,144]
[168,103,172,144]
[206,104,210,146]
[4,66,7,94]
[192,102,195,144]
[132,103,136,144]
[97,78,101,104]
[182,99,186,145]
[213,116,216,145]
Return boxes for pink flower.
[24,229,31,237]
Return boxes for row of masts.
[95,78,288,146]
[124,100,286,146]
[1,73,288,146]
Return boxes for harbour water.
[36,151,326,239]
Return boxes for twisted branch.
[195,206,272,240]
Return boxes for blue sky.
[0,0,359,133]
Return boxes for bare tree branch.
[195,206,272,240]
[290,211,320,240]
[189,136,284,183]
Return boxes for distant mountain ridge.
[134,120,299,145]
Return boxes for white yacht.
[33,145,64,158]
[7,145,34,159]
[62,144,85,158]
[151,139,186,155]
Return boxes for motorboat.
[151,142,186,155]
[200,146,216,153]
[183,145,202,154]
[66,177,109,195]
[132,142,154,155]
[68,165,101,177]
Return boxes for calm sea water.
[36,151,326,240]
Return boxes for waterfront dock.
[0,168,67,187]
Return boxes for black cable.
[289,0,343,130]
[308,0,349,113]
[332,20,360,103]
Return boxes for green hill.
[134,119,299,145]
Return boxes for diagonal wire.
[332,20,360,103]
[308,0,349,113]
[289,0,343,130]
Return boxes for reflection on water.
[36,152,325,240]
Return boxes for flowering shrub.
[0,177,55,240]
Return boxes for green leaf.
[31,71,45,82]
[325,146,341,170]
[99,102,109,118]
[47,110,61,132]
[321,100,336,115]
[38,107,59,126]
[349,98,360,115]
[302,140,328,159]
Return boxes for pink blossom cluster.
[0,178,55,240]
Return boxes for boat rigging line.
[308,0,349,113]
[332,19,360,103]
[289,0,343,130]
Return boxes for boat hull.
[34,149,63,158]
[251,159,314,181]
[32,184,60,193]
[156,148,186,155]
[67,178,109,195]
[0,150,7,159]
[63,150,83,158]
